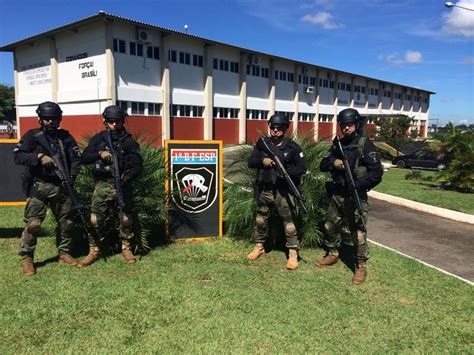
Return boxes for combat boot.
[121,243,136,264]
[316,251,339,268]
[58,253,79,266]
[247,243,265,260]
[286,249,299,270]
[21,257,36,276]
[352,264,367,285]
[78,246,101,267]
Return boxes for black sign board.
[165,140,223,239]
[0,140,26,205]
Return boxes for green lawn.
[1,206,472,353]
[374,168,474,214]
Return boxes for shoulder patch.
[72,146,82,158]
[368,151,379,163]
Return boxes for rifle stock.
[259,137,308,213]
[335,136,367,231]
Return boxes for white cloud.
[381,50,423,65]
[442,0,474,37]
[405,50,423,63]
[301,11,342,29]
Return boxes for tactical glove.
[333,159,345,170]
[99,150,113,162]
[38,154,54,168]
[262,157,274,167]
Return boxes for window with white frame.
[131,102,145,115]
[117,100,129,113]
[299,113,315,121]
[318,114,333,122]
[148,103,162,116]
[213,107,239,119]
[246,109,269,120]
[171,105,204,118]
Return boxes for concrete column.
[105,20,116,106]
[238,52,247,143]
[377,82,382,113]
[401,87,405,112]
[389,84,394,113]
[409,89,414,116]
[203,44,213,140]
[161,33,171,143]
[49,38,58,103]
[292,63,299,135]
[314,68,320,141]
[364,79,369,111]
[332,72,339,137]
[13,52,21,136]
[350,75,355,108]
[268,59,275,116]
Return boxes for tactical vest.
[344,136,368,180]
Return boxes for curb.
[368,190,474,225]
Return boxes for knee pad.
[324,221,335,235]
[26,219,42,234]
[90,213,99,228]
[120,213,133,227]
[357,230,366,245]
[63,219,74,233]
[285,222,297,236]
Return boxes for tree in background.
[374,115,413,150]
[435,123,473,193]
[0,84,15,122]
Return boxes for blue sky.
[1,0,473,126]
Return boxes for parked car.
[392,150,447,171]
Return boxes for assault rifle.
[34,131,103,249]
[103,130,125,214]
[259,137,308,213]
[335,136,367,231]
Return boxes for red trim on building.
[170,117,204,140]
[297,122,315,142]
[246,120,269,143]
[213,118,239,144]
[126,115,162,146]
[319,122,334,142]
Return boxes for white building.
[0,12,434,145]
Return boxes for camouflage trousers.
[254,189,299,249]
[323,192,369,262]
[19,181,74,258]
[89,180,135,248]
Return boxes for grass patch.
[1,206,472,352]
[374,168,474,214]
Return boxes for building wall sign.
[65,52,88,62]
[20,62,51,86]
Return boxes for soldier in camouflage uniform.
[317,108,383,284]
[79,105,143,267]
[14,101,82,276]
[247,114,307,270]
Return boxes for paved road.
[368,198,474,282]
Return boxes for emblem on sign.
[170,149,218,213]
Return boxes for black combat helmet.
[337,108,361,125]
[102,105,128,122]
[268,114,289,128]
[36,101,62,121]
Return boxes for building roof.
[0,11,435,95]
